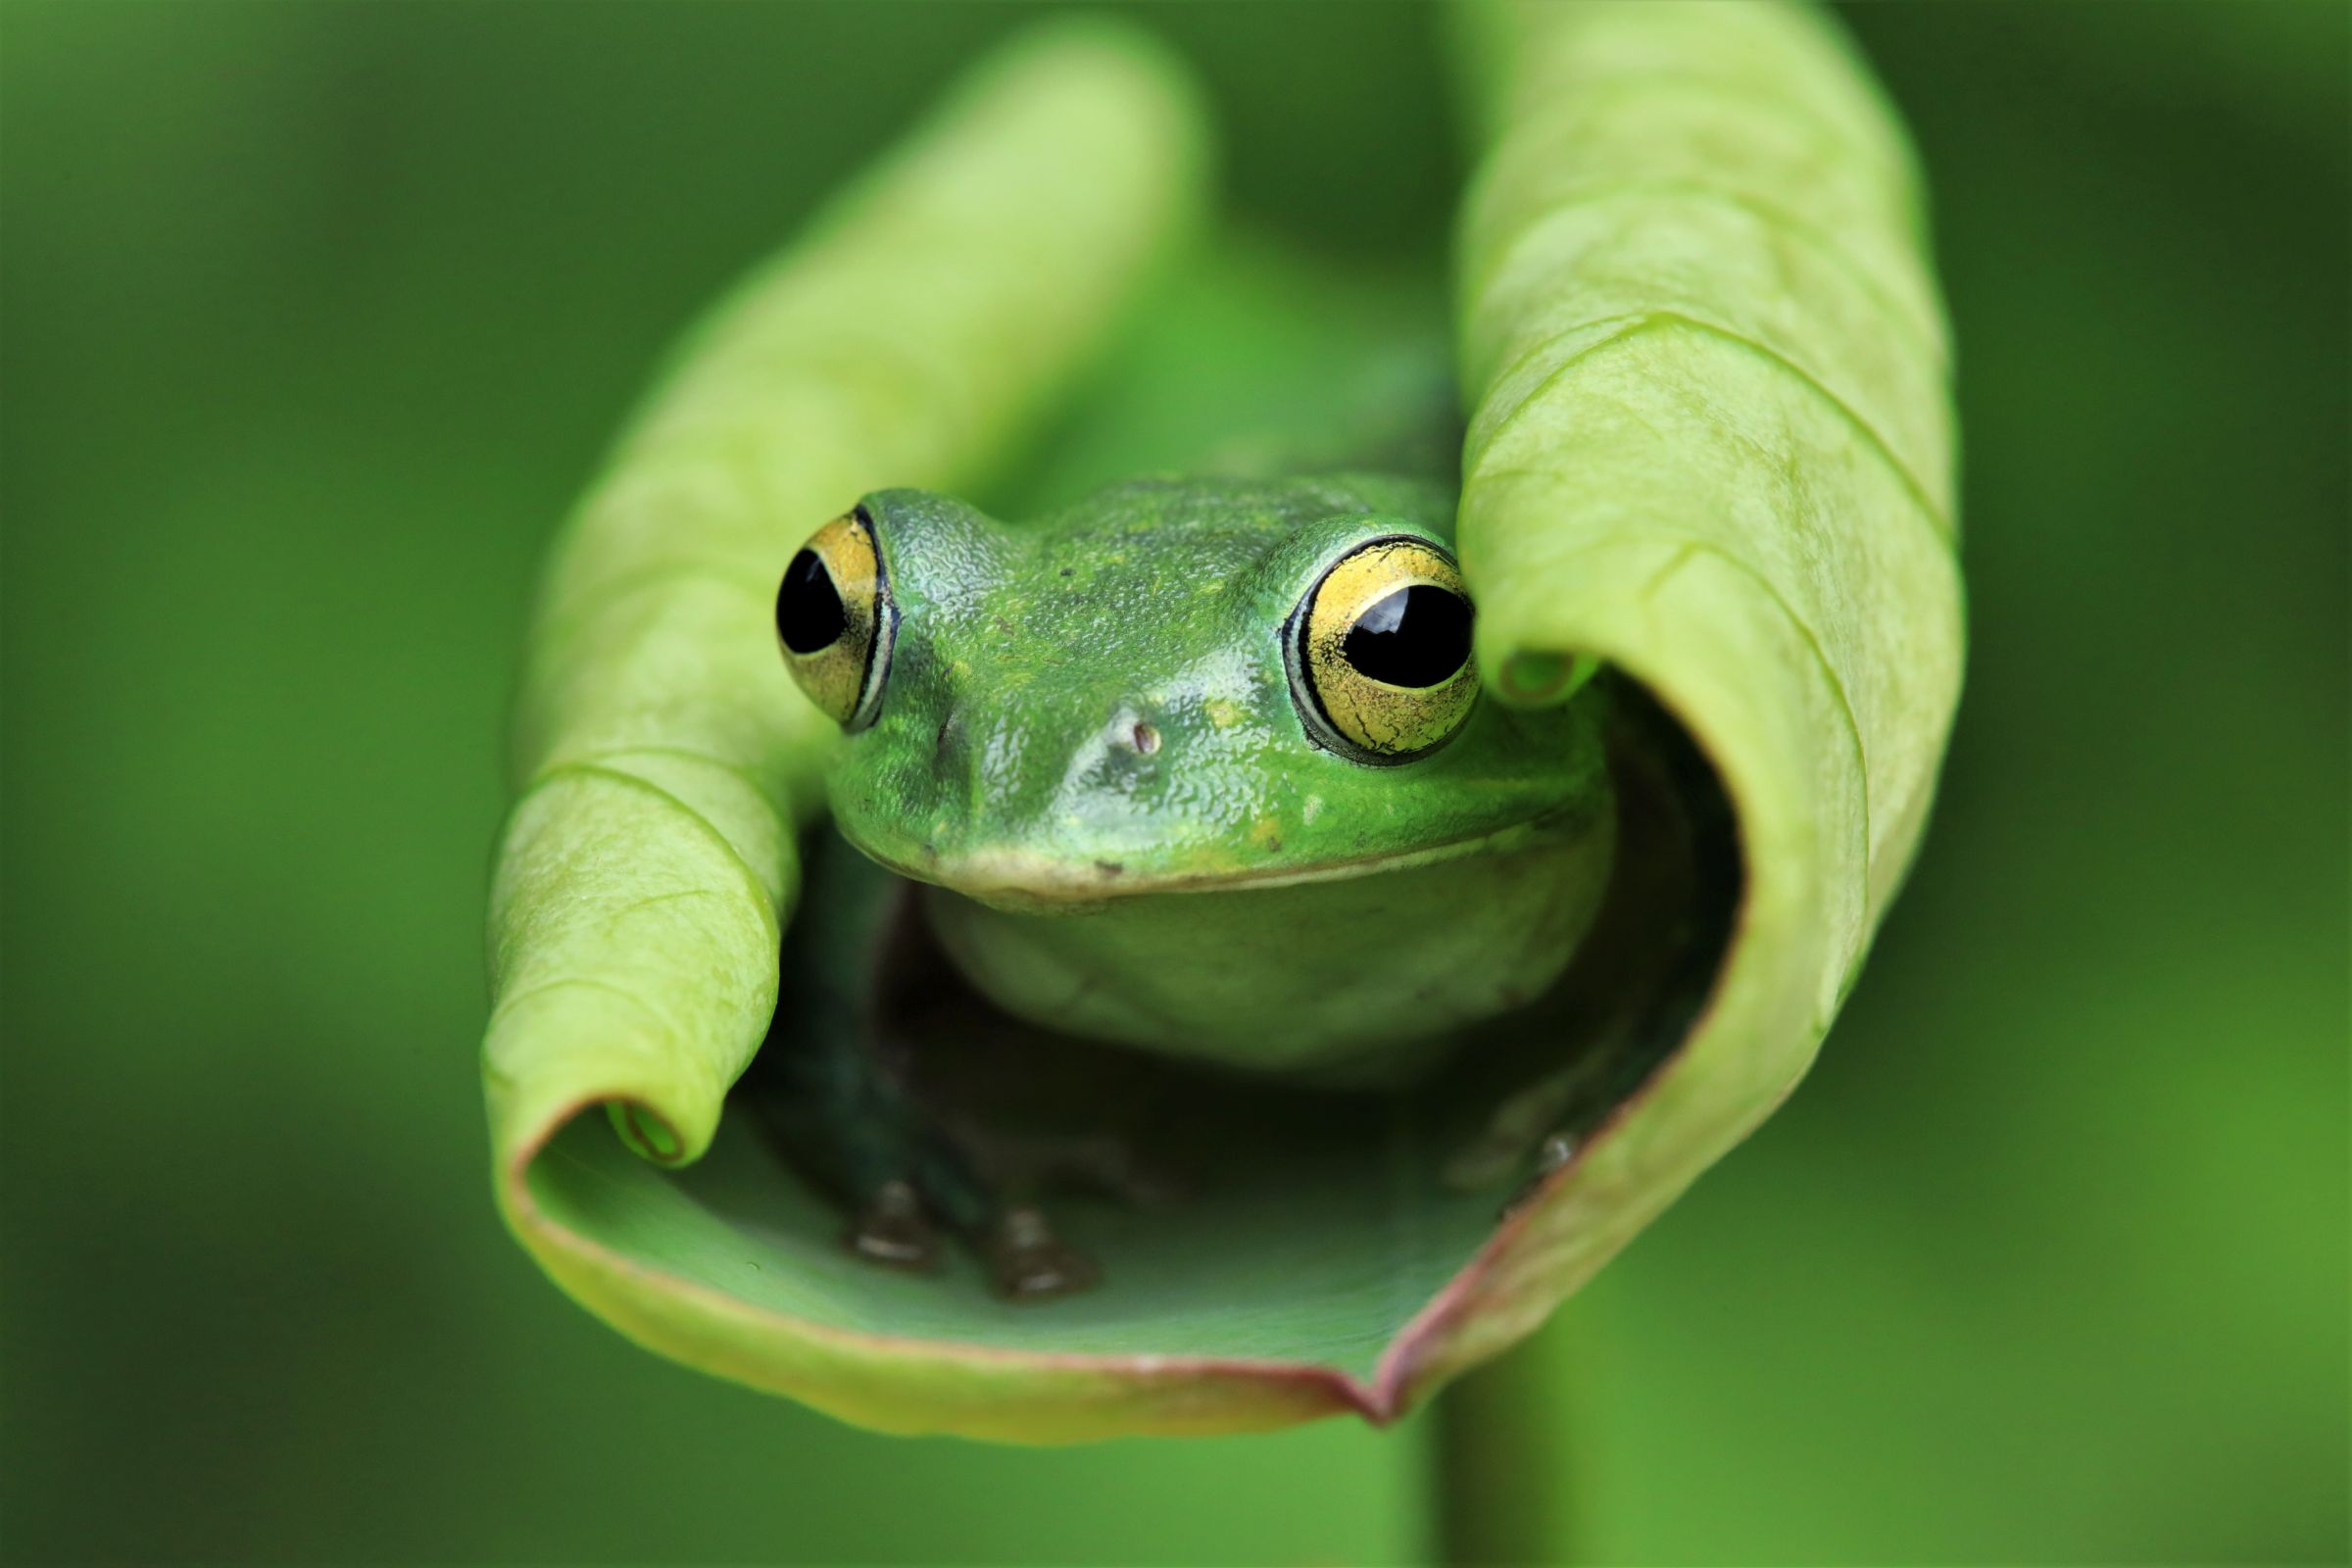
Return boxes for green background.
[2,3,2342,1563]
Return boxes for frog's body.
[753,472,1615,1295]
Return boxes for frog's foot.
[836,1168,1100,1300]
[1499,1132,1579,1220]
[822,1133,1102,1300]
[985,1206,1100,1300]
[845,1177,942,1272]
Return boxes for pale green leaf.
[480,1,1962,1443]
[1424,0,1964,1395]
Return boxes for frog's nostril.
[1102,708,1163,763]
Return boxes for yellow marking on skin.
[1249,815,1283,848]
[1203,698,1243,729]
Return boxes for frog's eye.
[1287,536,1478,763]
[776,506,894,729]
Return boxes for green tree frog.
[756,471,1615,1297]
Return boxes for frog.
[748,469,1617,1298]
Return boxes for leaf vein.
[1474,311,1955,547]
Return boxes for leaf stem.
[1435,1310,1587,1565]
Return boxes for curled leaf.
[1433,0,1964,1384]
[482,0,1961,1442]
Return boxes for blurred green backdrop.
[2,3,2342,1563]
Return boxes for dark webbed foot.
[842,1172,1103,1299]
[760,1068,1109,1301]
[846,1178,942,1272]
[986,1206,1100,1299]
[752,830,1117,1302]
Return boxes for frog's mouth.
[848,808,1591,912]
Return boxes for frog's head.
[773,473,1599,906]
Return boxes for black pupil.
[1341,584,1472,688]
[776,548,847,654]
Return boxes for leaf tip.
[607,1100,686,1164]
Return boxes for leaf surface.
[1416,0,1963,1398]
[482,1,1962,1441]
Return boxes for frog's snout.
[1042,703,1174,806]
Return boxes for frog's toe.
[846,1178,942,1271]
[985,1206,1100,1300]
[1499,1132,1578,1220]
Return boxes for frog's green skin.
[753,472,1615,1296]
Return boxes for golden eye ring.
[1286,535,1478,764]
[775,505,895,729]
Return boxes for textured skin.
[756,467,1619,1292]
[815,471,1616,1074]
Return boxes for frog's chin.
[847,813,1568,912]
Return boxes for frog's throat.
[846,810,1578,911]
